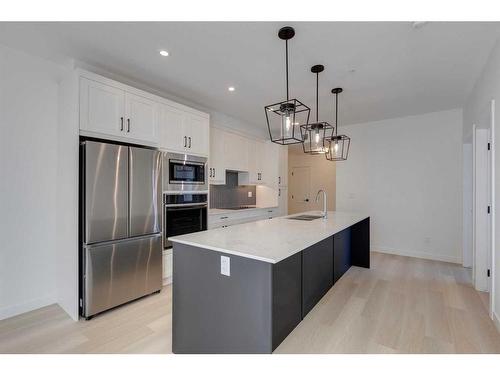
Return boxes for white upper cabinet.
[124,92,157,144]
[250,140,266,184]
[80,77,125,137]
[223,132,248,172]
[209,127,226,184]
[78,71,209,150]
[159,104,187,152]
[185,114,209,156]
[158,104,209,156]
[262,141,279,187]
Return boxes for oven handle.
[165,203,208,208]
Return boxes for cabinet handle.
[279,188,281,197]
[279,176,281,184]
[188,137,192,148]
[127,119,130,133]
[220,216,228,219]
[213,168,216,178]
[120,117,124,131]
[209,168,213,178]
[184,136,187,147]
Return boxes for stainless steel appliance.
[163,152,207,193]
[163,193,208,249]
[80,140,162,319]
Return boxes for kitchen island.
[169,211,370,353]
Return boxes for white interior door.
[289,166,311,214]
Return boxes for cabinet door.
[224,132,248,172]
[246,140,259,184]
[186,114,209,156]
[80,77,125,136]
[278,146,288,187]
[159,104,187,153]
[255,141,266,184]
[209,127,226,184]
[262,142,279,187]
[125,92,158,144]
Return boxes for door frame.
[489,99,495,319]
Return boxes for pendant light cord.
[285,40,289,101]
[335,92,338,136]
[316,72,319,122]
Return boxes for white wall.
[463,37,500,330]
[336,109,463,264]
[463,143,473,268]
[0,44,65,319]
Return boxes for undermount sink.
[287,214,324,221]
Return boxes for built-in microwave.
[163,152,207,192]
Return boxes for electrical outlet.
[248,191,252,198]
[220,256,230,276]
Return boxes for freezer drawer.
[129,146,162,237]
[84,141,129,244]
[82,234,162,317]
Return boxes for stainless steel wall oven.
[163,193,207,249]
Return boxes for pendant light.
[326,88,351,161]
[300,65,335,154]
[265,26,311,145]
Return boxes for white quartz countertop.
[169,211,369,264]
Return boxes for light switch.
[248,191,252,198]
[220,256,230,276]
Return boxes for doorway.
[289,166,311,214]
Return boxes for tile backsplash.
[210,171,256,208]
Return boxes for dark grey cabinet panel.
[351,218,370,268]
[272,252,302,351]
[302,237,334,317]
[172,243,273,354]
[333,228,352,283]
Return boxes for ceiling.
[1,22,499,135]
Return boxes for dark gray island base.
[172,217,370,353]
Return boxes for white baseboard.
[372,246,461,264]
[162,276,172,286]
[0,294,56,321]
[493,311,500,333]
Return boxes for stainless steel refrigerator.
[80,140,162,319]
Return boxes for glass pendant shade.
[300,122,334,154]
[265,26,311,145]
[266,99,310,145]
[325,134,350,161]
[325,87,351,161]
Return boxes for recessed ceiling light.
[159,50,169,57]
[228,86,235,92]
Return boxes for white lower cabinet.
[208,207,281,229]
[162,249,173,285]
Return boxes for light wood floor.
[1,252,499,354]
